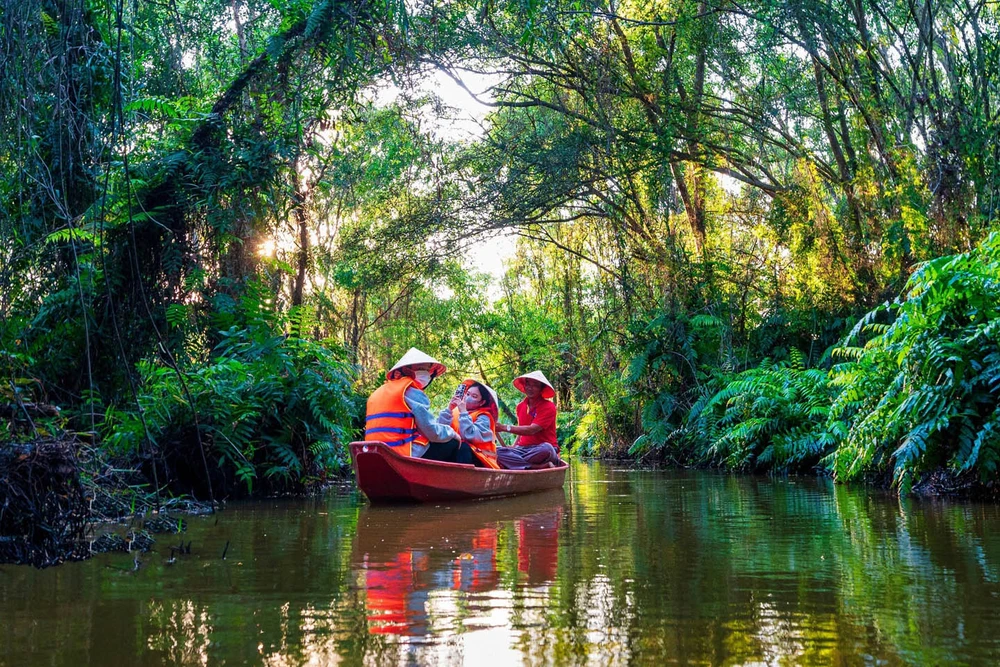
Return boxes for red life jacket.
[518,506,563,584]
[365,377,428,456]
[451,407,501,469]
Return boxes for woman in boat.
[438,379,501,469]
[495,371,562,470]
[365,347,474,464]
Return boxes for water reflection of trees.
[562,468,1000,665]
[481,464,1000,665]
[6,467,1000,664]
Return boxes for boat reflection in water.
[354,490,566,639]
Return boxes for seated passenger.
[439,379,501,469]
[365,348,473,464]
[495,371,562,470]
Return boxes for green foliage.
[620,231,1000,490]
[683,351,836,472]
[830,232,1000,490]
[622,306,724,457]
[555,408,583,453]
[0,376,68,444]
[106,323,358,494]
[4,0,1000,502]
[571,391,642,457]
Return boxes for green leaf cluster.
[684,351,836,472]
[105,321,358,495]
[630,232,1000,491]
[829,232,1000,490]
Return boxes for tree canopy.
[2,0,999,494]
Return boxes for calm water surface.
[3,461,1000,665]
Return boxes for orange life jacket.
[365,377,428,456]
[451,407,500,469]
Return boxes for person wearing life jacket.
[437,379,501,469]
[495,370,562,470]
[365,348,474,464]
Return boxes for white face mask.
[412,370,432,388]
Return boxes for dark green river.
[3,461,1000,665]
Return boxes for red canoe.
[349,441,568,502]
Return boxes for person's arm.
[438,398,470,430]
[497,422,542,436]
[463,413,495,444]
[404,387,459,443]
[498,402,555,439]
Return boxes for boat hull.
[349,441,568,502]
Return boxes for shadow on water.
[3,460,1000,664]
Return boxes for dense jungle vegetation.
[2,0,1000,500]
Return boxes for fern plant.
[106,323,358,496]
[684,349,836,471]
[624,307,724,457]
[829,232,1000,490]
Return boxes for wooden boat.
[349,441,568,502]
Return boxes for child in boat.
[365,348,474,464]
[495,371,562,470]
[437,380,501,468]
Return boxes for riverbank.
[0,437,208,568]
[6,430,1000,569]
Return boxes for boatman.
[365,347,474,464]
[495,370,562,469]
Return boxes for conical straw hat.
[387,348,446,380]
[512,370,556,399]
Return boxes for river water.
[3,461,1000,665]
